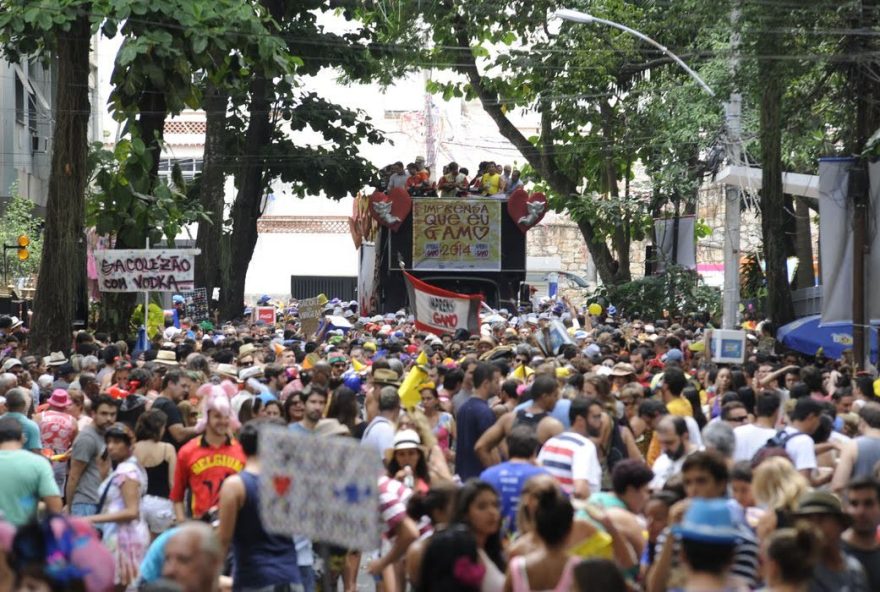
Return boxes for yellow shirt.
[646,396,693,466]
[481,172,501,195]
[666,397,694,417]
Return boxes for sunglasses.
[332,363,346,369]
[729,416,748,423]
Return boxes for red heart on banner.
[507,188,548,233]
[369,188,412,232]
[273,475,292,497]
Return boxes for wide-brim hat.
[8,316,22,330]
[154,350,179,367]
[215,363,242,382]
[238,343,256,360]
[46,351,68,366]
[793,491,852,525]
[315,418,351,438]
[239,366,263,382]
[610,362,636,377]
[47,389,72,409]
[372,368,401,387]
[384,429,425,461]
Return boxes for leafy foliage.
[0,184,43,279]
[86,139,209,247]
[589,266,721,321]
[360,0,729,284]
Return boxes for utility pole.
[722,1,742,330]
[849,0,880,370]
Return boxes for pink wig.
[194,381,241,433]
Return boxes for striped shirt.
[537,432,601,495]
[377,476,432,539]
[378,476,411,538]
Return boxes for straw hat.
[215,363,241,382]
[46,351,68,367]
[610,362,636,377]
[238,343,256,360]
[372,368,401,387]
[154,350,179,367]
[384,429,424,461]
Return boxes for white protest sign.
[709,329,747,364]
[258,427,382,551]
[95,249,200,293]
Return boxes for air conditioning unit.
[31,135,47,154]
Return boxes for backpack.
[751,429,810,465]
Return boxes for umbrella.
[777,315,878,360]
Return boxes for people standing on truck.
[438,161,468,197]
[481,163,503,196]
[387,161,408,190]
[503,169,523,197]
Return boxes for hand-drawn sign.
[95,249,200,293]
[412,198,501,271]
[259,427,382,551]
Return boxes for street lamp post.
[555,8,744,329]
[554,9,716,97]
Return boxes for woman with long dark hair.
[386,430,432,494]
[452,480,506,591]
[682,387,707,430]
[326,385,361,434]
[406,483,458,589]
[86,423,150,590]
[503,482,578,592]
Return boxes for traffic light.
[16,235,29,261]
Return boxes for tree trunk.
[448,16,625,286]
[195,83,229,310]
[29,14,91,355]
[219,0,283,320]
[220,74,271,321]
[135,82,168,184]
[758,41,794,325]
[793,196,814,290]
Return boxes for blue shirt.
[480,461,548,535]
[4,412,42,450]
[455,397,497,481]
[258,391,278,405]
[289,423,314,435]
[515,398,571,430]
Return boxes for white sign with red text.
[404,272,481,336]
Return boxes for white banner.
[819,159,856,324]
[258,427,382,551]
[357,242,378,316]
[404,272,481,335]
[866,161,880,323]
[94,249,200,293]
[818,158,880,325]
[653,216,696,273]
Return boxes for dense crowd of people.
[378,156,523,198]
[0,299,879,592]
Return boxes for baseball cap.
[1,358,22,372]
